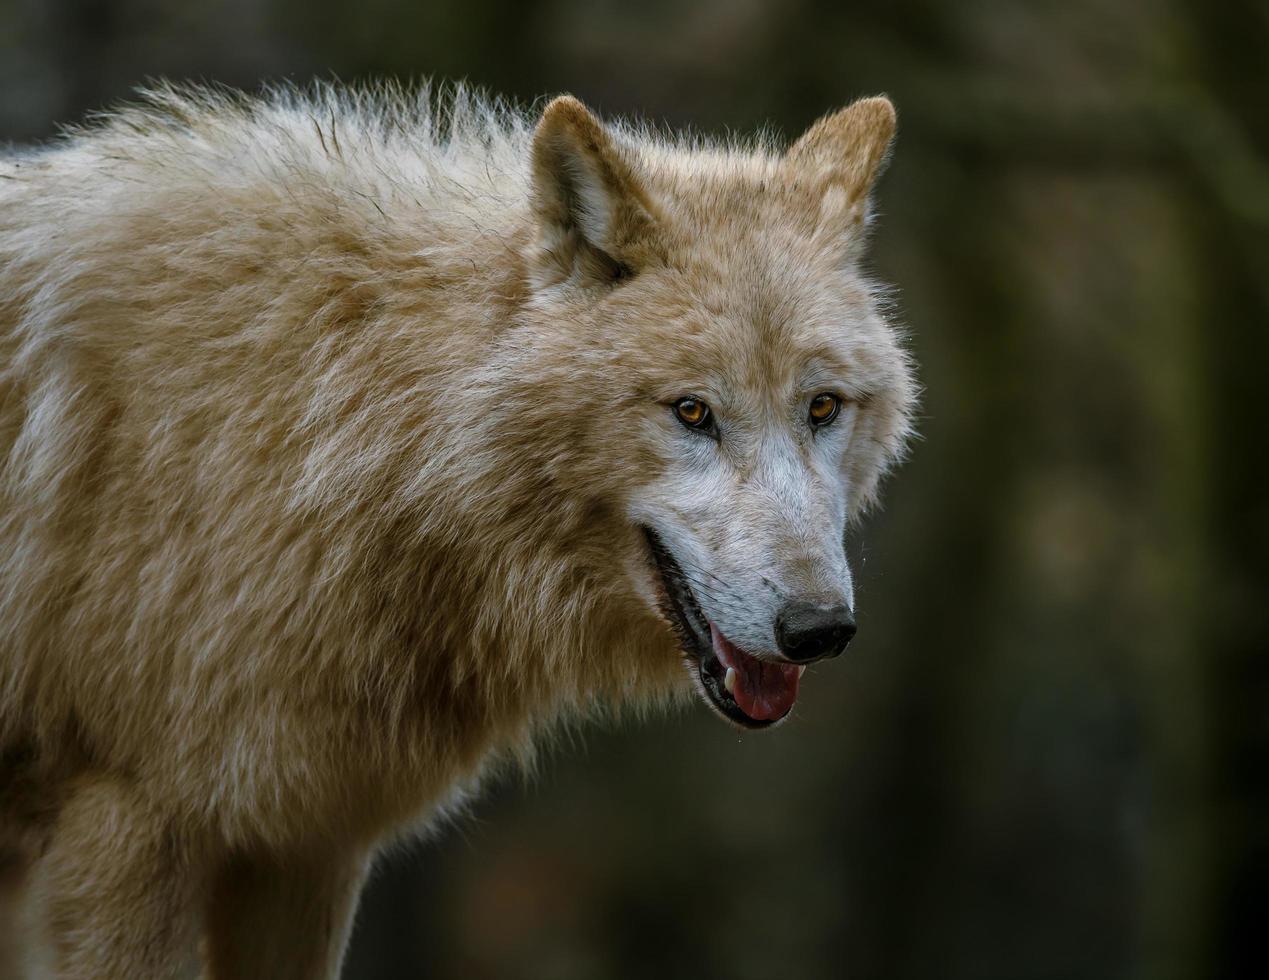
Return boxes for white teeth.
[797,666,805,677]
[723,667,737,695]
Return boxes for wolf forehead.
[590,203,901,401]
[601,267,898,399]
[527,95,903,394]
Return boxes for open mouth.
[643,528,801,730]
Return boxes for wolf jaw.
[642,528,802,729]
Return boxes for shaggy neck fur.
[0,84,695,848]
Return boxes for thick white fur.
[0,83,914,977]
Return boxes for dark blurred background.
[3,1,1266,977]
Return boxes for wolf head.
[514,95,915,729]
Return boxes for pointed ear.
[784,96,896,245]
[529,96,657,286]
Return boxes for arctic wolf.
[0,84,915,977]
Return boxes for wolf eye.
[808,393,841,426]
[673,398,713,431]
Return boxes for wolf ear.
[784,96,896,248]
[529,95,657,286]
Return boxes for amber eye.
[673,397,713,431]
[808,393,841,426]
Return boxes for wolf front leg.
[204,849,370,980]
[22,773,202,979]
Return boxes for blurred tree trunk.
[1183,4,1269,978]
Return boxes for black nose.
[775,602,856,664]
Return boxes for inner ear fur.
[784,96,897,236]
[529,95,657,283]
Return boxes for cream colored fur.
[0,83,915,978]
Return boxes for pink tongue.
[710,624,800,722]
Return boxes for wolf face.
[521,97,915,729]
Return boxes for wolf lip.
[642,527,797,729]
